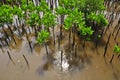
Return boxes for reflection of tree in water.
[37,48,93,76]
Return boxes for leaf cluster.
[64,8,84,30]
[37,30,50,44]
[80,27,94,36]
[0,5,13,24]
[42,12,56,29]
[27,12,41,27]
[114,45,120,53]
[87,12,108,26]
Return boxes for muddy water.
[0,22,120,80]
[0,6,120,80]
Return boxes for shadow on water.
[36,54,53,76]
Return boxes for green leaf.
[37,30,50,44]
[87,12,108,26]
[114,45,120,53]
[64,17,72,30]
[80,26,94,36]
[42,12,56,29]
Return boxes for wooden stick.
[110,54,114,64]
[74,45,77,58]
[61,50,63,71]
[26,35,33,53]
[7,51,15,65]
[23,54,30,70]
[52,26,55,45]
[103,33,111,57]
[57,36,60,50]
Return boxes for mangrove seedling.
[56,6,68,40]
[114,44,120,58]
[27,12,41,36]
[41,11,56,45]
[37,30,50,56]
[110,44,120,63]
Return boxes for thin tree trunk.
[28,26,32,34]
[110,54,114,63]
[104,33,111,57]
[57,36,60,50]
[60,23,62,40]
[26,34,33,52]
[28,40,33,52]
[72,24,75,48]
[74,45,77,58]
[7,24,16,45]
[12,35,17,45]
[34,26,37,37]
[118,54,120,58]
[104,45,107,57]
[27,0,28,5]
[5,38,10,48]
[60,15,64,40]
[21,24,26,35]
[52,26,55,45]
[61,50,63,71]
[16,19,21,37]
[69,29,71,50]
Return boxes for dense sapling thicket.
[0,0,120,72]
[0,0,109,55]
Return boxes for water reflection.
[53,50,69,72]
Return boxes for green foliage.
[64,8,85,30]
[59,0,75,9]
[114,45,120,53]
[27,12,41,27]
[21,0,27,5]
[21,0,36,12]
[64,17,73,30]
[37,30,50,44]
[63,7,94,37]
[87,12,108,26]
[80,27,94,36]
[21,4,28,11]
[0,5,13,24]
[0,0,107,42]
[56,6,68,15]
[42,12,56,29]
[59,0,105,13]
[37,0,49,13]
[27,1,35,12]
[85,0,105,12]
[75,0,86,10]
[70,8,84,24]
[7,0,12,3]
[13,5,24,18]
